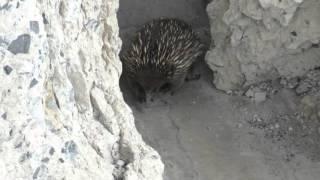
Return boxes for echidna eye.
[133,82,146,103]
[134,82,144,93]
[159,82,172,93]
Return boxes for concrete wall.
[0,0,163,179]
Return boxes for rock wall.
[206,0,320,91]
[0,0,163,179]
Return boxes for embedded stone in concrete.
[7,34,31,55]
[3,65,13,75]
[29,78,38,88]
[30,21,39,34]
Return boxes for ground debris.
[280,69,320,96]
[243,80,281,102]
[247,112,320,161]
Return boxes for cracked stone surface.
[205,0,320,91]
[0,0,163,179]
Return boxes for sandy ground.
[117,0,320,179]
[121,62,320,180]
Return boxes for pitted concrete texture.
[0,0,163,179]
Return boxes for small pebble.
[41,157,50,163]
[296,82,311,95]
[1,112,7,120]
[29,78,38,88]
[245,89,254,98]
[237,123,243,128]
[49,147,55,155]
[3,65,13,75]
[280,78,287,86]
[287,78,298,89]
[117,160,125,167]
[253,114,262,122]
[7,34,31,55]
[30,21,39,34]
[254,92,267,103]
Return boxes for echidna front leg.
[185,63,201,82]
[127,78,147,103]
[170,73,188,95]
[185,73,201,82]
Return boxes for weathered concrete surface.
[0,0,163,179]
[206,0,320,91]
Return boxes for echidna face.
[131,71,173,103]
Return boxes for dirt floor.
[117,0,320,179]
[121,61,320,180]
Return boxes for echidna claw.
[186,73,201,82]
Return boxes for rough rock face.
[206,0,320,91]
[0,0,163,179]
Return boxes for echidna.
[121,18,204,102]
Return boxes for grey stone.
[63,140,78,158]
[1,112,7,120]
[3,65,13,75]
[42,13,48,24]
[245,89,254,98]
[30,21,39,34]
[254,92,267,103]
[49,147,55,155]
[0,2,11,11]
[296,82,312,95]
[29,78,38,88]
[7,34,31,55]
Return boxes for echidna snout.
[130,70,174,103]
[121,18,204,103]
